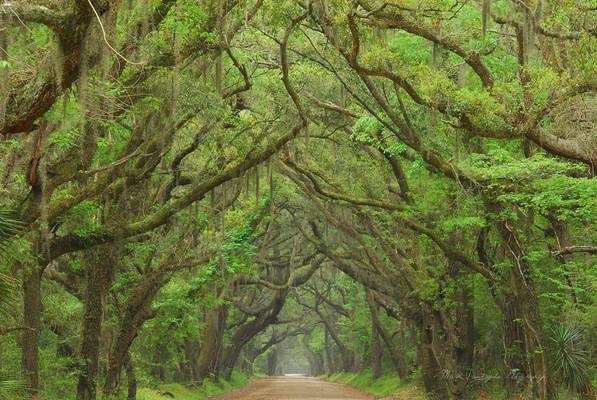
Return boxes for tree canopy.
[0,1,595,400]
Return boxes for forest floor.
[209,375,375,399]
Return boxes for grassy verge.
[137,371,251,400]
[323,369,427,399]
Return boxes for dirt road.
[211,375,375,399]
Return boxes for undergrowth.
[323,369,426,399]
[137,371,250,400]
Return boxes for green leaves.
[57,200,102,239]
[441,216,486,232]
[549,325,592,394]
[0,380,26,400]
[160,1,214,48]
[499,175,597,223]
[0,209,23,318]
[48,129,80,150]
[351,116,384,145]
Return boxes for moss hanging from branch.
[482,0,491,40]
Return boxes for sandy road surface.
[210,375,375,400]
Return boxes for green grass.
[137,371,251,400]
[323,369,427,399]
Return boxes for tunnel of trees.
[0,1,595,399]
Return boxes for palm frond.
[0,273,18,318]
[0,208,23,318]
[0,208,22,249]
[0,210,26,397]
[0,380,26,400]
[549,325,591,394]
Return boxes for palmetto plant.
[549,325,592,396]
[0,208,22,318]
[0,380,26,400]
[0,208,26,399]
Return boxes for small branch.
[0,326,30,335]
[553,246,597,257]
[0,2,66,31]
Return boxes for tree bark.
[497,220,555,400]
[316,310,354,372]
[324,327,333,374]
[184,339,201,381]
[21,264,43,400]
[125,353,137,400]
[76,248,117,400]
[367,292,409,381]
[417,315,449,400]
[104,268,167,395]
[266,348,278,376]
[220,294,286,380]
[370,316,382,379]
[441,252,475,399]
[303,335,324,376]
[196,303,228,381]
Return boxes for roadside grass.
[137,371,250,400]
[323,369,427,399]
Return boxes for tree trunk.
[150,346,168,382]
[442,253,475,399]
[125,354,137,400]
[76,249,116,400]
[196,304,228,381]
[104,269,166,395]
[220,311,275,379]
[367,292,409,381]
[303,336,324,376]
[238,345,254,375]
[417,319,449,400]
[317,310,353,372]
[324,327,334,374]
[220,288,291,380]
[501,290,554,400]
[502,300,528,396]
[184,339,201,381]
[21,264,43,400]
[266,348,278,376]
[497,220,555,400]
[371,317,382,379]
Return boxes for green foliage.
[1,1,595,399]
[209,198,271,275]
[0,209,23,317]
[549,325,592,394]
[59,200,102,239]
[0,209,26,400]
[48,129,80,150]
[160,1,215,49]
[137,372,250,400]
[0,209,22,251]
[325,370,425,399]
[441,216,486,232]
[0,381,26,400]
[501,175,597,223]
[351,116,384,145]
